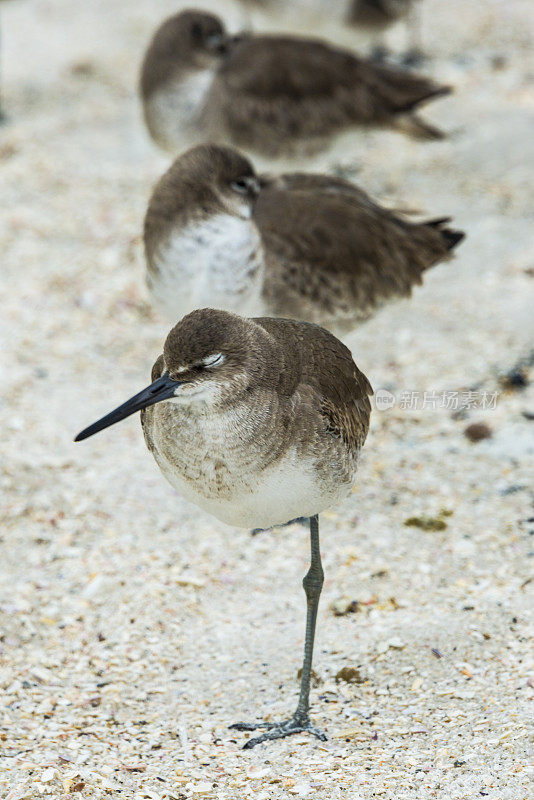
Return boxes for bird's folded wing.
[255,317,373,451]
[218,35,366,97]
[255,182,435,290]
[213,35,447,126]
[269,172,374,204]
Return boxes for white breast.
[145,69,214,151]
[148,214,267,322]
[146,399,357,530]
[156,442,353,530]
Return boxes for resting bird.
[140,9,449,157]
[348,0,423,64]
[75,308,373,748]
[144,144,465,336]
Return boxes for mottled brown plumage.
[76,308,372,528]
[143,311,372,474]
[139,10,451,156]
[144,145,465,334]
[252,316,372,452]
[257,171,463,329]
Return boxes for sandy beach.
[1,0,533,797]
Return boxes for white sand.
[1,0,533,798]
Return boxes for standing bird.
[238,0,421,63]
[144,144,464,336]
[139,10,450,157]
[75,308,373,748]
[348,0,423,64]
[241,0,420,51]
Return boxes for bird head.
[74,310,275,442]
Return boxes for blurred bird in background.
[237,0,423,64]
[348,0,423,64]
[140,9,449,159]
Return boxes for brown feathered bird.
[144,145,465,336]
[75,308,373,748]
[239,0,419,49]
[140,9,450,157]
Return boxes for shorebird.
[139,9,450,157]
[348,0,423,64]
[75,308,373,748]
[144,144,465,336]
[237,0,422,65]
[238,0,421,61]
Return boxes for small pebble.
[331,597,360,616]
[464,422,493,442]
[404,515,447,531]
[490,54,507,70]
[499,366,529,390]
[335,667,364,684]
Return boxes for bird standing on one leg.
[230,514,326,747]
[75,308,372,747]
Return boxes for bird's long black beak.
[74,373,181,442]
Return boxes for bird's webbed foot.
[229,715,326,749]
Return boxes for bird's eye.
[230,178,250,194]
[201,353,224,368]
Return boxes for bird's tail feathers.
[424,217,466,251]
[395,112,446,140]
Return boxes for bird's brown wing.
[254,317,373,452]
[225,35,371,94]
[266,172,374,205]
[210,34,449,148]
[255,178,455,320]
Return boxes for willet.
[144,144,464,335]
[75,308,373,747]
[139,10,451,157]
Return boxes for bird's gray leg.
[230,515,327,749]
[294,513,324,723]
[402,4,425,66]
